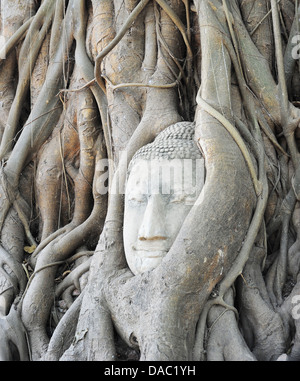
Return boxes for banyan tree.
[0,0,300,361]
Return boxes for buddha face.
[124,157,204,275]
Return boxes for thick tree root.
[0,0,299,362]
[0,307,29,361]
[205,288,256,361]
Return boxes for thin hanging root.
[3,0,75,185]
[297,1,300,76]
[271,0,299,166]
[153,2,188,84]
[0,167,15,233]
[269,0,300,302]
[55,258,91,298]
[0,17,34,60]
[94,0,192,92]
[155,0,193,59]
[194,176,268,360]
[271,0,289,111]
[20,260,67,304]
[193,295,238,361]
[195,32,269,354]
[0,267,19,297]
[0,246,27,295]
[57,78,96,96]
[49,0,66,58]
[249,0,280,36]
[30,225,69,265]
[72,0,112,186]
[196,92,262,196]
[257,114,289,158]
[58,131,71,220]
[0,1,56,160]
[44,291,84,361]
[102,74,179,91]
[95,0,152,92]
[153,0,193,89]
[20,202,105,356]
[182,0,191,43]
[13,197,36,248]
[222,0,243,76]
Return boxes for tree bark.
[0,0,300,362]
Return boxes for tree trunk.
[0,0,300,362]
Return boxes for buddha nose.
[138,195,167,241]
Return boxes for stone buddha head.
[123,121,205,275]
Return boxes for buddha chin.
[130,249,167,274]
[130,243,169,274]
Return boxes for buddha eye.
[169,193,186,204]
[127,194,148,205]
[169,192,198,205]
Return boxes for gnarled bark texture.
[0,0,300,361]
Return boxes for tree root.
[0,246,26,301]
[196,93,262,196]
[238,245,288,361]
[0,0,299,362]
[20,138,107,359]
[64,0,257,361]
[0,17,34,61]
[0,0,56,160]
[95,0,152,93]
[42,291,84,361]
[20,208,104,359]
[2,0,75,184]
[205,288,256,361]
[279,275,300,360]
[55,257,91,299]
[0,307,29,360]
[265,163,300,306]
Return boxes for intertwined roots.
[0,0,300,361]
